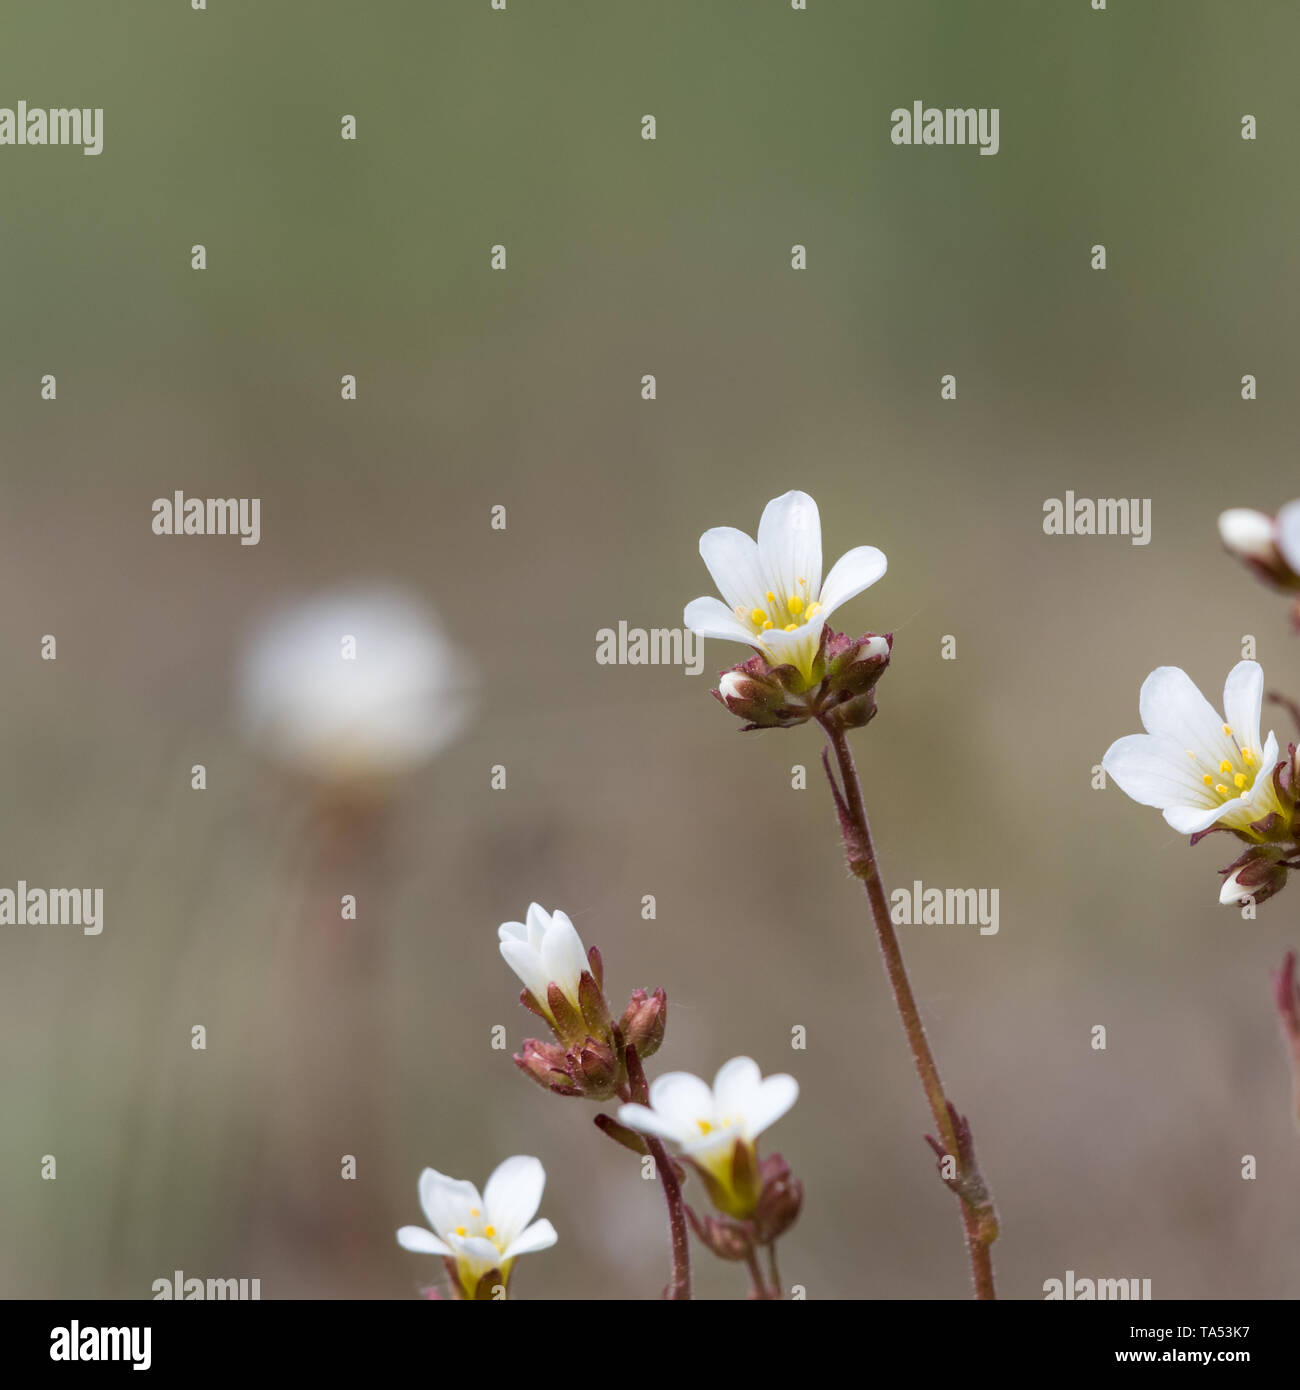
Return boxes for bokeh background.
[2,0,1300,1300]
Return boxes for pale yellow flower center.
[1187,725,1260,801]
[734,578,822,636]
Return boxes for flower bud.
[714,659,813,730]
[568,1036,623,1100]
[1219,848,1289,907]
[685,1205,754,1262]
[619,987,667,1060]
[1218,507,1300,592]
[513,1038,580,1097]
[751,1153,804,1244]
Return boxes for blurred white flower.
[618,1057,798,1217]
[498,903,590,1021]
[396,1155,557,1299]
[238,585,470,782]
[684,490,886,683]
[1102,661,1285,837]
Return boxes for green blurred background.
[2,0,1299,1299]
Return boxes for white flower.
[618,1057,798,1215]
[395,1155,557,1298]
[684,491,887,683]
[1102,661,1285,836]
[1218,508,1279,564]
[498,904,591,1020]
[1278,500,1300,575]
[1219,869,1252,906]
[238,584,470,782]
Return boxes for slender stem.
[743,1246,774,1299]
[643,1135,692,1299]
[818,713,997,1300]
[765,1242,783,1300]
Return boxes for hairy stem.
[643,1135,692,1299]
[818,713,998,1300]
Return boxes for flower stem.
[817,713,998,1300]
[643,1135,692,1299]
[765,1242,783,1299]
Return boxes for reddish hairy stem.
[818,714,998,1300]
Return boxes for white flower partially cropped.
[684,491,887,683]
[395,1155,557,1297]
[1102,661,1285,836]
[618,1057,797,1197]
[238,584,470,782]
[498,903,590,1017]
[1218,508,1280,564]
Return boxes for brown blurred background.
[2,0,1299,1299]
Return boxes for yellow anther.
[765,591,776,602]
[762,619,773,630]
[783,623,797,632]
[806,602,822,618]
[1219,761,1233,774]
[470,1208,480,1218]
[1234,773,1248,789]
[484,1225,496,1238]
[1186,750,1196,758]
[787,596,804,616]
[749,608,767,625]
[1243,748,1256,765]
[797,576,807,586]
[456,1226,467,1237]
[1223,724,1233,736]
[1203,774,1214,786]
[1215,784,1230,797]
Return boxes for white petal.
[757,492,823,602]
[712,1056,763,1116]
[1222,661,1264,759]
[742,1074,799,1138]
[646,1071,716,1133]
[1163,802,1228,835]
[483,1155,546,1247]
[817,546,888,619]
[1219,870,1250,905]
[501,1218,558,1261]
[498,920,528,944]
[1138,667,1234,767]
[396,1225,453,1256]
[418,1168,480,1241]
[1102,733,1216,810]
[1218,508,1276,561]
[524,902,551,950]
[450,1235,503,1281]
[1277,500,1300,573]
[699,527,769,614]
[616,1101,690,1143]
[499,937,550,1004]
[684,596,758,646]
[540,909,589,997]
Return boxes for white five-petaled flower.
[395,1156,557,1298]
[238,584,471,783]
[498,903,590,1020]
[684,491,887,684]
[618,1057,798,1216]
[1102,661,1285,837]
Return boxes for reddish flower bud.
[619,987,667,1060]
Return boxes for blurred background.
[2,0,1300,1299]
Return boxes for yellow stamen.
[484,1225,496,1238]
[697,1119,714,1135]
[1215,784,1230,797]
[1223,724,1233,736]
[1203,774,1214,786]
[749,608,767,626]
[1234,774,1248,789]
[762,619,773,630]
[783,623,797,632]
[1243,748,1256,765]
[765,591,776,602]
[806,601,822,618]
[787,596,804,616]
[1219,761,1233,774]
[456,1226,467,1237]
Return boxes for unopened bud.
[513,1038,580,1097]
[1220,848,1289,907]
[752,1153,804,1244]
[1218,506,1300,592]
[619,987,667,1060]
[714,659,813,730]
